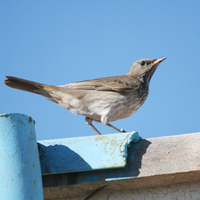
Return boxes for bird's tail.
[4,76,54,99]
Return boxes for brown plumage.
[4,57,166,135]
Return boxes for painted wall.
[63,181,200,200]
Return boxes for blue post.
[0,113,43,200]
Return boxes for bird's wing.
[59,75,138,92]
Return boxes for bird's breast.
[108,87,149,122]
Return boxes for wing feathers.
[62,75,138,92]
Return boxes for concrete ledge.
[42,132,200,199]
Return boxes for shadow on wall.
[41,139,151,186]
[38,144,92,175]
[103,138,152,179]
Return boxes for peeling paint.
[38,132,141,174]
[0,113,43,199]
[120,131,141,159]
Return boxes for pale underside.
[40,75,149,124]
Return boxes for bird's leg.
[85,117,102,135]
[107,123,126,133]
[88,123,102,135]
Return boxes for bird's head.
[127,57,167,82]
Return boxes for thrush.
[4,57,166,135]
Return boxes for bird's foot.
[107,123,126,133]
[120,128,126,133]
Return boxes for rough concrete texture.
[60,181,200,200]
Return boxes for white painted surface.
[63,181,200,200]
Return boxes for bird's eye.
[140,61,145,66]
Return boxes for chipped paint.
[120,131,141,159]
[0,113,43,200]
[38,131,141,175]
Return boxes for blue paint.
[61,138,150,185]
[38,131,140,175]
[0,113,43,200]
[42,135,149,187]
[106,176,136,181]
[120,131,140,158]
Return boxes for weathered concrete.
[61,181,200,200]
[42,132,200,199]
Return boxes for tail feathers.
[4,76,52,98]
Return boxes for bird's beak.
[153,57,167,66]
[146,57,167,82]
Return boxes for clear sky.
[1,1,200,141]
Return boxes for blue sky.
[1,1,200,141]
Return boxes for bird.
[4,57,166,135]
